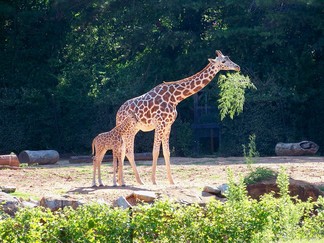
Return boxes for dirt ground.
[1,156,324,206]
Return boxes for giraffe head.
[208,50,240,71]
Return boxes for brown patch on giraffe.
[176,85,185,91]
[174,90,182,96]
[193,86,202,93]
[146,111,151,119]
[148,99,154,107]
[202,79,210,85]
[170,95,177,103]
[183,90,191,97]
[162,92,171,101]
[149,91,157,98]
[151,105,159,113]
[158,86,168,95]
[168,85,175,93]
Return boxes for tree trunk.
[275,141,319,156]
[69,152,153,164]
[0,154,20,167]
[18,150,60,165]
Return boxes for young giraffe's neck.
[162,63,220,105]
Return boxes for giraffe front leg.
[112,153,117,187]
[152,129,162,185]
[162,126,175,185]
[125,135,144,185]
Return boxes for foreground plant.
[0,169,323,242]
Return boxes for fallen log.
[275,141,319,156]
[0,154,20,167]
[69,152,153,164]
[18,150,60,165]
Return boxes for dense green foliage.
[218,73,255,120]
[1,0,323,155]
[1,169,324,242]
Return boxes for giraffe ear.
[216,50,224,57]
[208,58,216,63]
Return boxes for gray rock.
[0,192,21,216]
[21,200,38,208]
[116,196,132,209]
[218,184,229,198]
[203,185,221,195]
[0,186,16,193]
[39,196,85,211]
[132,191,157,202]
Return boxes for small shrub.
[243,134,260,167]
[244,166,277,185]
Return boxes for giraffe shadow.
[67,185,150,195]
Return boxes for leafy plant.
[1,170,323,242]
[244,166,277,185]
[243,134,260,168]
[217,72,256,120]
[242,134,276,185]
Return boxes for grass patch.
[244,166,277,185]
[10,191,39,201]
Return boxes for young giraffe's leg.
[161,125,174,184]
[125,135,144,185]
[118,143,126,186]
[112,151,117,187]
[92,155,98,187]
[96,149,106,187]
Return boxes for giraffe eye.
[221,60,226,64]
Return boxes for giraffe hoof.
[99,184,104,187]
[92,184,97,188]
[121,184,126,187]
[113,184,117,187]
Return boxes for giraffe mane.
[162,62,213,85]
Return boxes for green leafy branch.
[217,72,256,120]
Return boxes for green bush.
[244,167,277,185]
[1,169,323,242]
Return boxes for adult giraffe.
[116,50,240,185]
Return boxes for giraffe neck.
[163,63,220,104]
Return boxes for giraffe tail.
[92,139,95,156]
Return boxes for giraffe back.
[92,113,138,155]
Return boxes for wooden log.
[0,154,20,167]
[69,152,153,164]
[275,141,319,156]
[18,150,60,165]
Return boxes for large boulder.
[39,196,85,211]
[0,192,22,216]
[247,178,324,201]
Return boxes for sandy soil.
[1,156,324,206]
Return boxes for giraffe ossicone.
[116,50,240,185]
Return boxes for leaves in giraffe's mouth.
[217,72,256,120]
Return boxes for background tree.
[0,0,322,156]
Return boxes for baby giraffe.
[91,113,138,187]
